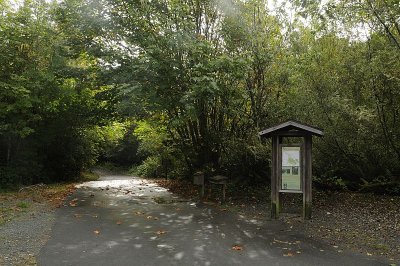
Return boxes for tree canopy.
[1,0,399,194]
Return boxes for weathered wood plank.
[303,135,312,219]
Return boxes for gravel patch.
[0,183,75,266]
[0,202,56,266]
[291,192,400,261]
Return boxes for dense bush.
[0,0,110,188]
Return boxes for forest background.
[1,0,400,195]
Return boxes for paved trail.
[38,171,388,266]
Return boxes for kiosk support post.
[271,135,280,219]
[303,135,312,219]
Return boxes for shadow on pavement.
[38,173,389,266]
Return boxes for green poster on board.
[281,146,301,190]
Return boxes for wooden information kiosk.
[259,121,323,219]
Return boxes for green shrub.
[220,137,270,184]
[79,171,100,182]
[133,156,161,177]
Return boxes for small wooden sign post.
[193,171,205,198]
[259,121,323,219]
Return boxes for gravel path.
[0,201,56,266]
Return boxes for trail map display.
[281,146,301,190]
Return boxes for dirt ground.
[155,179,400,262]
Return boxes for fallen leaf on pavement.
[232,245,243,251]
[69,198,78,207]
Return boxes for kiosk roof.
[259,120,323,138]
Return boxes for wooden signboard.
[259,121,323,219]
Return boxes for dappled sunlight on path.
[38,172,389,266]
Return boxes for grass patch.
[0,202,30,225]
[79,171,100,182]
[16,201,29,209]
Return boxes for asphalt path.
[38,171,388,266]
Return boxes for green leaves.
[1,0,398,190]
[0,0,116,187]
